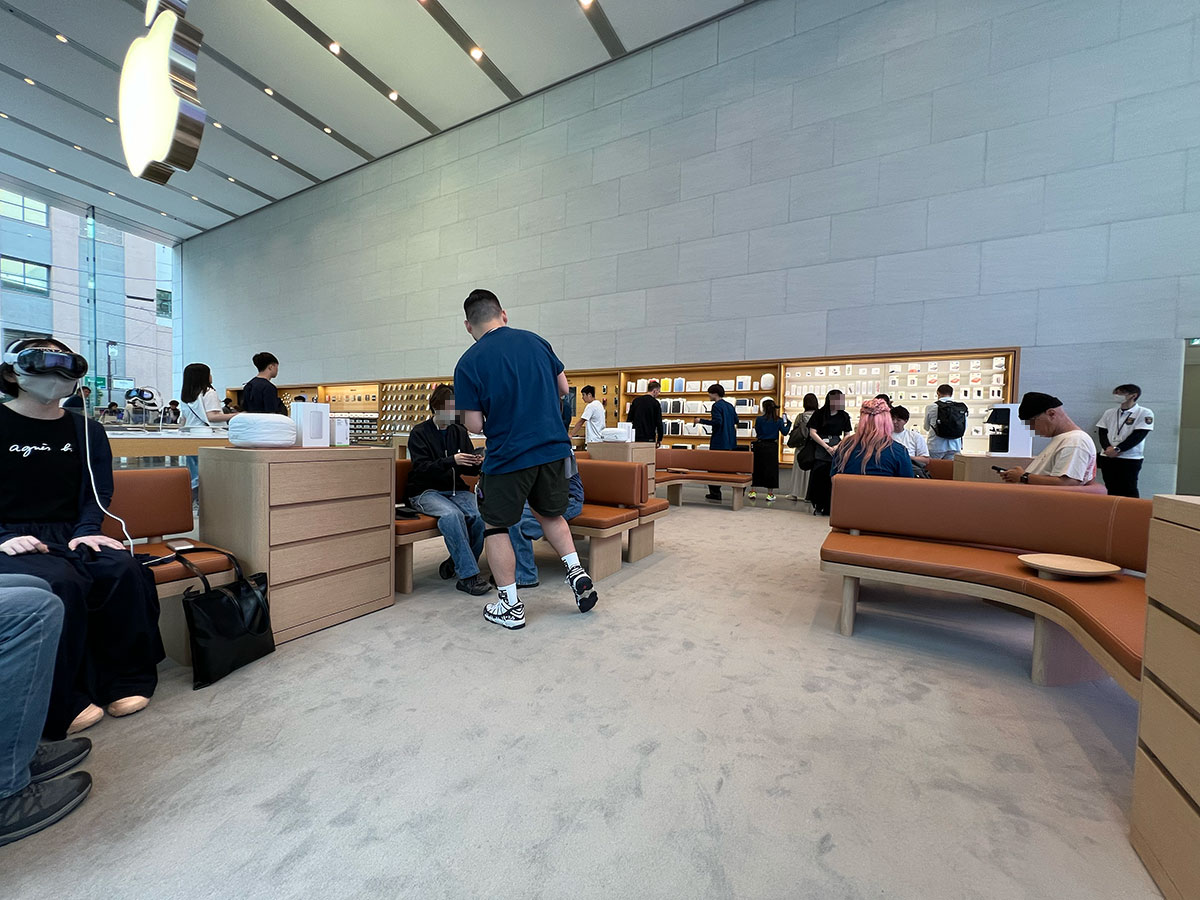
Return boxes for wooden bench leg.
[839,576,859,636]
[731,487,745,511]
[626,521,654,563]
[1031,615,1108,687]
[587,534,623,581]
[395,543,414,595]
[666,483,682,506]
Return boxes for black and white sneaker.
[484,591,526,629]
[566,565,597,613]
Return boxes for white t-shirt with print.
[892,428,929,459]
[580,399,606,444]
[181,388,224,431]
[1026,430,1097,483]
[1095,404,1154,461]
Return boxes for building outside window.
[0,189,48,227]
[0,256,50,295]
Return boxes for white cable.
[78,385,135,556]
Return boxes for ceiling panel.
[601,0,741,50]
[287,0,510,128]
[188,0,429,157]
[439,0,610,95]
[0,18,120,118]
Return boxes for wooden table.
[108,434,231,457]
[953,452,1033,483]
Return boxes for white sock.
[498,583,518,605]
[561,552,580,570]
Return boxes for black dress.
[804,407,852,514]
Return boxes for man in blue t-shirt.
[453,289,598,630]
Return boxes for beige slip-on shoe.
[105,696,149,718]
[67,704,104,734]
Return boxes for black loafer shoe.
[30,738,92,784]
[438,557,455,580]
[0,772,91,848]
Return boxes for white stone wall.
[183,0,1200,495]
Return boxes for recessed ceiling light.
[469,47,484,61]
[48,167,56,173]
[0,113,8,119]
[190,195,199,200]
[23,77,35,86]
[580,0,594,7]
[264,87,274,96]
[270,154,279,160]
[105,116,114,123]
[213,121,222,128]
[73,144,82,150]
[388,90,398,101]
[227,176,236,182]
[328,41,340,54]
[323,126,332,134]
[160,211,167,216]
[107,191,115,196]
[55,34,68,43]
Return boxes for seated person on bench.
[496,454,585,590]
[406,385,491,596]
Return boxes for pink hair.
[834,398,895,471]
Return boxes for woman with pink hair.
[833,398,914,480]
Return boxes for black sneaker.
[487,574,539,590]
[0,772,92,847]
[30,739,92,784]
[438,557,455,580]
[705,493,722,502]
[456,574,492,596]
[484,591,526,629]
[566,565,598,613]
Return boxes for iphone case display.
[378,380,444,437]
[331,412,380,444]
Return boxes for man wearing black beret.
[999,392,1097,486]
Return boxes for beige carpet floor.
[0,487,1159,899]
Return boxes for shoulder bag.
[175,548,274,690]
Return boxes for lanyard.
[1111,404,1140,443]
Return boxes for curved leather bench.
[819,475,1151,697]
[925,458,953,480]
[102,467,237,665]
[655,448,753,510]
[575,459,647,579]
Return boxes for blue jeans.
[509,475,585,585]
[411,490,484,579]
[0,575,63,799]
[185,455,199,490]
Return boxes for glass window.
[0,256,50,295]
[0,189,48,227]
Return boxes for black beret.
[1018,391,1062,421]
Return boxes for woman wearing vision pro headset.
[0,338,164,738]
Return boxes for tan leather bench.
[654,448,754,510]
[819,475,1152,698]
[573,459,644,580]
[629,496,670,563]
[102,467,236,665]
[394,459,443,594]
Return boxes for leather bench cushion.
[570,503,639,529]
[667,448,752,474]
[637,498,670,515]
[577,459,647,506]
[821,532,1145,676]
[103,468,194,541]
[925,459,953,480]
[395,515,439,535]
[655,471,751,485]
[141,542,234,585]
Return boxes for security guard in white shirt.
[1096,383,1153,498]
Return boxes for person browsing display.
[179,363,239,500]
[1000,392,1097,486]
[628,380,664,445]
[697,383,739,503]
[0,339,164,738]
[1096,384,1153,497]
[749,399,790,502]
[570,385,607,445]
[241,352,286,415]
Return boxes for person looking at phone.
[0,338,164,738]
[999,392,1096,486]
[406,384,490,596]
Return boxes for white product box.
[332,417,350,447]
[291,402,331,447]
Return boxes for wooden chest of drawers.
[199,447,395,644]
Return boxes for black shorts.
[477,460,570,528]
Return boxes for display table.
[953,453,1033,483]
[198,447,395,644]
[108,432,231,458]
[1131,494,1200,900]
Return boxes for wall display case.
[565,369,621,431]
[378,379,446,439]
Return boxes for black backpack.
[934,401,969,439]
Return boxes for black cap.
[1018,391,1062,421]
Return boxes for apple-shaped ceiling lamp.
[119,0,206,184]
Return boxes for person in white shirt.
[890,405,930,464]
[569,385,607,445]
[179,363,238,502]
[924,384,967,459]
[1095,383,1153,497]
[1000,392,1096,486]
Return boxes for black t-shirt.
[242,377,284,414]
[0,404,82,522]
[808,407,852,446]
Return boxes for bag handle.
[174,546,247,586]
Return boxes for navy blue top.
[754,414,791,442]
[453,327,572,475]
[700,399,739,450]
[833,441,915,478]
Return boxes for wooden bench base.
[571,523,634,581]
[395,528,442,594]
[663,481,747,510]
[627,521,654,563]
[820,561,1139,699]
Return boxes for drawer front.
[271,495,393,545]
[269,527,391,586]
[1140,678,1200,808]
[269,561,392,632]
[1145,604,1200,714]
[269,459,391,506]
[1131,747,1200,900]
[1147,520,1200,626]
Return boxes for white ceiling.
[0,0,746,244]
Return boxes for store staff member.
[1096,383,1153,498]
[1000,392,1096,486]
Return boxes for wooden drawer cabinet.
[200,447,395,644]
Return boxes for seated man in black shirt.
[0,339,164,738]
[406,385,490,595]
[241,351,286,414]
[628,380,664,445]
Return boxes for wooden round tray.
[1018,553,1121,579]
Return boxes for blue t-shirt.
[833,441,914,478]
[754,414,790,442]
[453,327,572,475]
